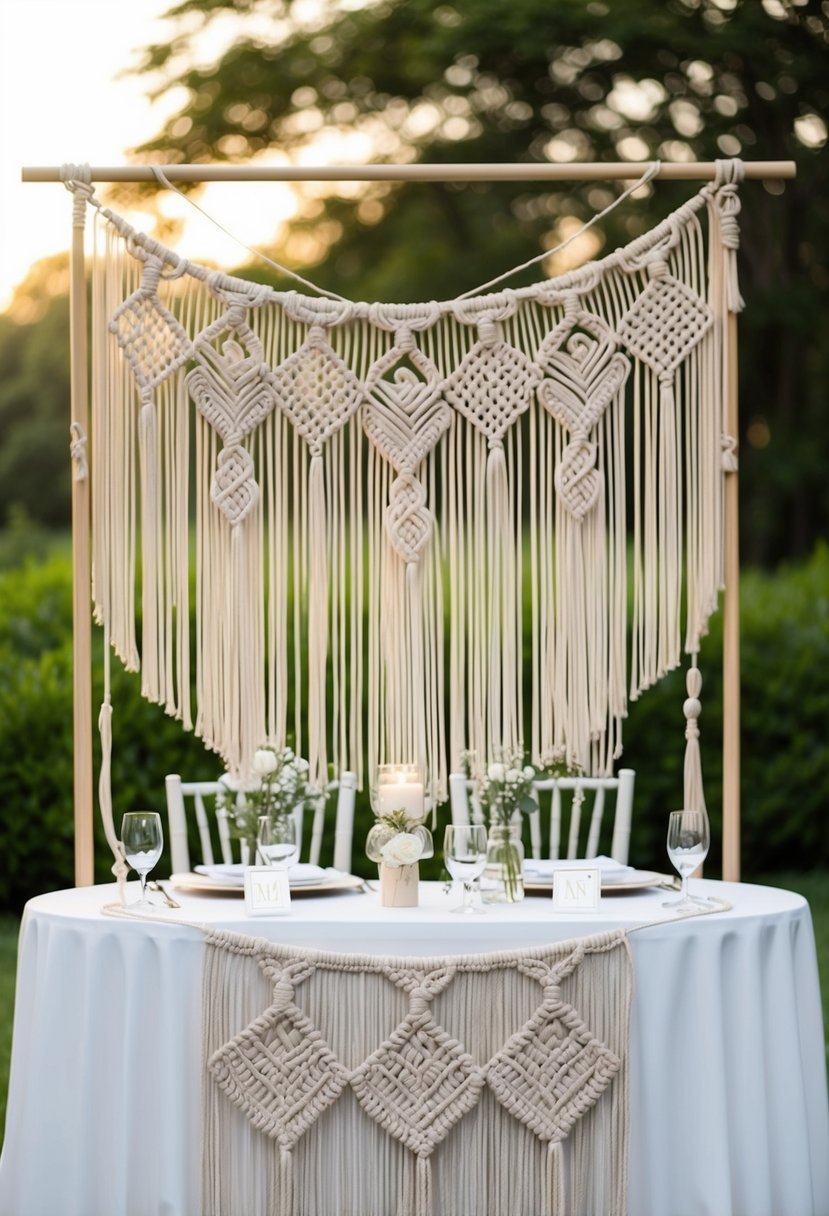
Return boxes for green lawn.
[0,874,827,1143]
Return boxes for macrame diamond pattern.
[617,272,713,377]
[444,340,542,446]
[271,330,364,455]
[486,986,621,1143]
[110,289,191,390]
[208,961,348,1148]
[351,1010,484,1156]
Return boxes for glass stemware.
[663,809,710,911]
[443,824,488,914]
[257,815,300,870]
[120,812,163,909]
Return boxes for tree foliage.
[2,0,827,563]
[131,0,829,564]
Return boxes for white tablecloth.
[0,879,827,1216]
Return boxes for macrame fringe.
[547,1140,565,1216]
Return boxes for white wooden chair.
[448,769,635,864]
[165,771,357,874]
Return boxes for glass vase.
[483,821,525,903]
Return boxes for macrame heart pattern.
[363,338,451,562]
[537,310,630,521]
[186,309,278,525]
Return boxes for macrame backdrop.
[69,162,743,805]
[201,927,631,1216]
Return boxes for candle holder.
[373,764,426,821]
[367,766,432,907]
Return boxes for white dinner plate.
[169,870,366,896]
[523,869,667,894]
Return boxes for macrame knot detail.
[69,421,88,482]
[385,475,433,563]
[647,259,669,280]
[397,326,416,353]
[225,303,247,326]
[211,444,259,524]
[478,317,500,346]
[721,433,739,471]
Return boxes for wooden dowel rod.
[22,160,797,184]
[722,308,741,883]
[69,198,95,888]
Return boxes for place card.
[244,867,291,916]
[552,867,601,911]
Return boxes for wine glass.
[663,809,710,911]
[444,824,488,914]
[121,812,163,909]
[257,815,300,870]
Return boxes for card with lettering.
[552,867,601,912]
[244,867,292,916]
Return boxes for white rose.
[523,766,535,779]
[380,832,424,868]
[252,749,278,777]
[506,767,521,785]
[487,762,505,782]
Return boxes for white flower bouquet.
[217,745,322,858]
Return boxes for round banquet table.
[0,878,827,1216]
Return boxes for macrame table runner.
[66,161,744,816]
[202,927,632,1216]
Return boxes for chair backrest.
[448,769,635,864]
[165,771,357,874]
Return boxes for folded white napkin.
[194,862,330,887]
[523,855,631,879]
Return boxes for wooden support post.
[722,310,741,882]
[69,193,95,887]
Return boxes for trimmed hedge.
[0,545,827,909]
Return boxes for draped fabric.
[73,163,743,803]
[202,927,632,1216]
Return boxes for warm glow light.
[0,0,301,311]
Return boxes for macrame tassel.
[657,374,681,680]
[277,1145,293,1216]
[406,557,428,777]
[138,395,160,703]
[486,442,518,756]
[682,662,707,814]
[307,452,329,788]
[404,1152,433,1216]
[547,1140,566,1216]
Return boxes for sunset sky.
[0,0,309,311]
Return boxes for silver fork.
[148,880,181,909]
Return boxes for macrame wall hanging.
[63,160,744,816]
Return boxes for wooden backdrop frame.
[24,158,797,886]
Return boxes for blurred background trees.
[3,0,827,563]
